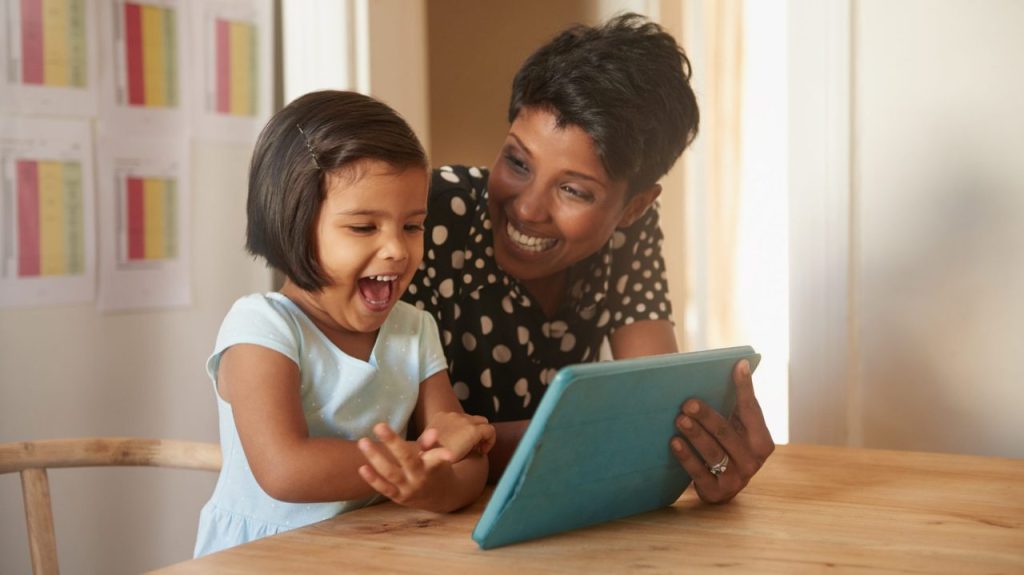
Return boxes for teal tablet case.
[471,346,761,549]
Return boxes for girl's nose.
[380,230,409,261]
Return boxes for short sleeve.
[206,295,301,386]
[605,204,674,332]
[417,308,449,383]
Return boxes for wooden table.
[153,444,1024,574]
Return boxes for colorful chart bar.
[123,1,178,107]
[214,18,258,116]
[125,176,177,261]
[18,0,87,87]
[16,159,85,277]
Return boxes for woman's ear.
[617,184,662,228]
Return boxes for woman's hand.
[670,359,775,503]
[418,412,496,462]
[357,423,460,512]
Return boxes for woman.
[402,13,773,503]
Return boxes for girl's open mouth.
[357,274,398,311]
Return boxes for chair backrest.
[0,437,221,575]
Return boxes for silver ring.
[708,453,729,476]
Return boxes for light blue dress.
[194,293,448,557]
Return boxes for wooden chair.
[0,437,221,575]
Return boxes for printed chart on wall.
[0,118,95,308]
[191,0,273,143]
[99,0,188,134]
[96,134,190,311]
[0,0,99,116]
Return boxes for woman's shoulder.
[429,165,489,202]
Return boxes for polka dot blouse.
[401,165,674,422]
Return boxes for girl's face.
[487,106,659,285]
[296,160,428,337]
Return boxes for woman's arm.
[609,319,775,503]
[218,344,386,503]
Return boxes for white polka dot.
[469,290,480,300]
[644,247,653,257]
[623,296,632,305]
[560,333,576,352]
[655,281,663,290]
[614,311,623,321]
[432,226,448,245]
[453,303,461,319]
[654,261,661,269]
[469,166,483,178]
[483,219,492,230]
[492,345,512,363]
[440,170,460,183]
[453,381,470,400]
[408,284,418,295]
[611,231,626,249]
[645,291,654,300]
[631,261,641,270]
[451,251,465,269]
[514,378,528,396]
[427,249,435,260]
[527,341,535,356]
[643,270,652,279]
[633,283,643,292]
[462,332,477,351]
[637,303,646,313]
[501,297,514,314]
[414,301,425,310]
[522,393,532,408]
[439,278,454,298]
[549,321,568,337]
[463,273,473,284]
[517,326,529,345]
[616,276,628,294]
[475,234,483,243]
[580,306,595,320]
[640,231,648,240]
[481,368,492,388]
[493,396,500,413]
[481,316,493,335]
[485,246,494,256]
[650,312,660,320]
[427,267,436,278]
[450,196,467,215]
[660,302,667,311]
[443,330,452,345]
[475,259,485,269]
[487,274,496,283]
[624,316,635,325]
[597,310,610,327]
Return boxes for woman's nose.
[512,183,548,223]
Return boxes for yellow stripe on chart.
[42,0,70,86]
[229,21,252,116]
[142,5,167,107]
[38,161,66,275]
[144,178,166,259]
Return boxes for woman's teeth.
[506,222,556,253]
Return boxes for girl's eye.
[504,152,529,174]
[348,225,376,234]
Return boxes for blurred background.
[1,0,1021,572]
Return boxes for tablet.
[471,346,761,549]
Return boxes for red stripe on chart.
[127,177,146,259]
[17,161,41,276]
[216,19,231,113]
[20,0,44,84]
[124,3,145,105]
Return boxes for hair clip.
[295,124,322,170]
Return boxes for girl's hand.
[417,412,496,461]
[670,359,775,503]
[357,423,459,512]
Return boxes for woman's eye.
[560,185,593,202]
[504,153,529,174]
[404,223,425,233]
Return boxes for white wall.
[0,140,270,573]
[789,0,1024,457]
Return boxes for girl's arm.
[219,343,396,503]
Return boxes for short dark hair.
[246,90,427,291]
[508,13,699,195]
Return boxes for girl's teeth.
[506,222,556,252]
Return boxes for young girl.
[194,90,494,557]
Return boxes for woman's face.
[487,106,658,284]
